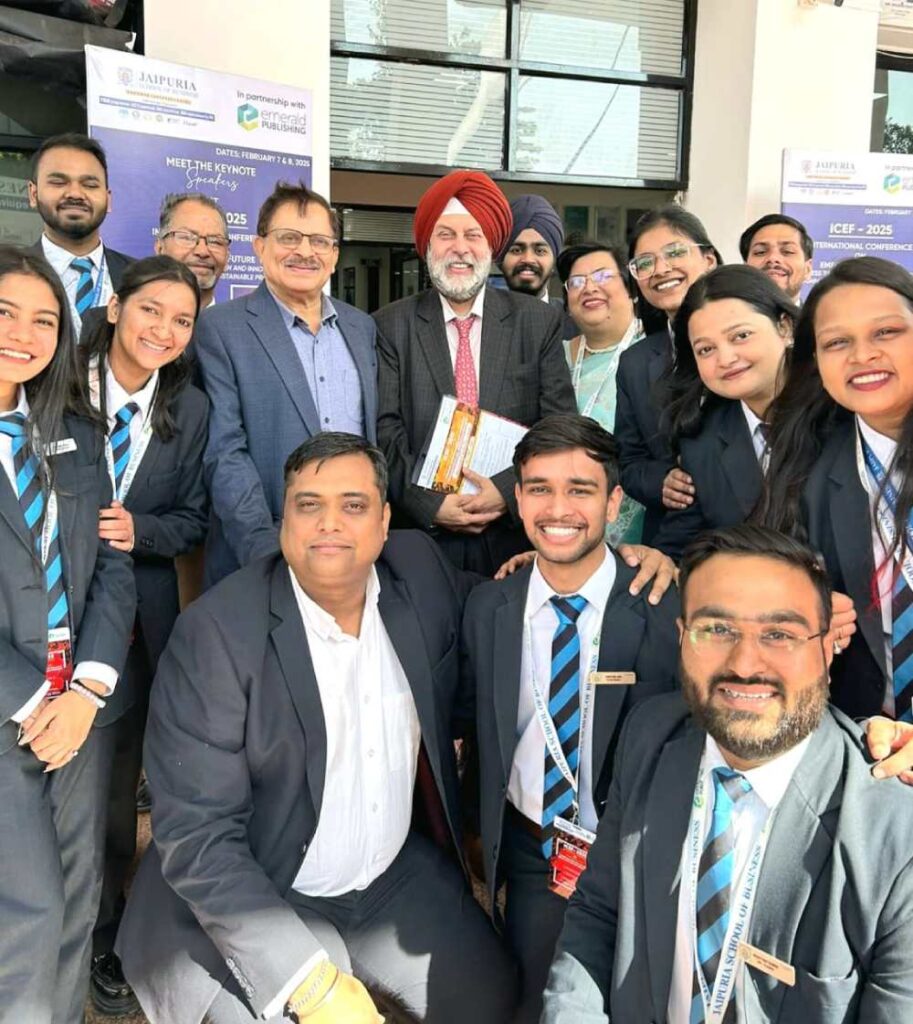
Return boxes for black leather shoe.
[90,951,140,1017]
[136,776,151,814]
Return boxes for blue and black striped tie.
[690,767,752,1024]
[70,256,96,316]
[892,574,913,723]
[541,593,587,857]
[110,402,140,499]
[0,413,68,629]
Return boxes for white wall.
[143,0,331,198]
[688,0,879,261]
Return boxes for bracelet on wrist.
[68,681,106,709]
[286,961,339,1020]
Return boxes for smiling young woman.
[759,256,913,723]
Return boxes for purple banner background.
[91,126,312,302]
[782,200,913,295]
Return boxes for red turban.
[413,170,513,257]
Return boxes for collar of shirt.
[524,543,616,622]
[740,400,769,462]
[439,287,486,326]
[288,564,381,642]
[857,413,897,472]
[104,363,158,430]
[1,384,29,420]
[268,287,338,333]
[702,731,811,812]
[41,234,104,277]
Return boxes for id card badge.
[548,816,596,899]
[46,627,73,698]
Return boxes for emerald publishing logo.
[237,103,259,131]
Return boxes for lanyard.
[687,758,771,1024]
[523,611,602,822]
[89,360,157,502]
[85,251,107,312]
[571,318,642,419]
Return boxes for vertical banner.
[781,150,913,294]
[85,45,313,301]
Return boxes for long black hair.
[0,245,97,486]
[80,255,200,442]
[663,265,799,448]
[757,257,913,562]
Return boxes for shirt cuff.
[261,949,328,1020]
[72,662,118,696]
[12,682,51,724]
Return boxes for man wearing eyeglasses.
[195,180,377,586]
[541,524,913,1024]
[156,193,231,310]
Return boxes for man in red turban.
[373,169,577,577]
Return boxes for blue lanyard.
[87,251,107,310]
[860,436,913,551]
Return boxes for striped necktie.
[71,256,96,315]
[0,413,68,628]
[541,593,588,857]
[111,402,140,498]
[892,573,913,723]
[690,767,752,1024]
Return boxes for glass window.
[331,57,506,169]
[0,150,41,247]
[518,0,685,76]
[514,76,680,180]
[875,67,913,154]
[331,0,507,58]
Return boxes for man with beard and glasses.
[27,133,133,336]
[195,181,377,586]
[375,170,576,576]
[739,214,813,304]
[462,414,680,1022]
[541,524,913,1024]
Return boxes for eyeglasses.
[564,267,618,293]
[160,229,230,252]
[628,241,706,280]
[683,620,826,657]
[262,229,337,254]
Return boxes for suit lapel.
[335,302,377,432]
[647,329,672,385]
[247,284,321,436]
[0,471,34,558]
[479,288,513,411]
[719,403,763,518]
[269,563,327,821]
[643,722,704,1019]
[416,290,455,398]
[125,432,165,500]
[828,430,887,676]
[491,570,529,783]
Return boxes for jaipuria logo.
[237,103,259,131]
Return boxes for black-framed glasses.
[262,228,337,254]
[682,620,827,657]
[628,241,706,280]
[160,228,230,252]
[564,267,618,293]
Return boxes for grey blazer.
[0,415,135,743]
[374,287,576,570]
[542,694,913,1023]
[460,555,680,918]
[195,282,378,585]
[116,531,475,1024]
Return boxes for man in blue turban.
[500,194,564,302]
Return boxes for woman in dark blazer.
[0,245,135,1024]
[78,255,210,1015]
[760,257,913,722]
[652,265,798,560]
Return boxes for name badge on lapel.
[589,670,635,685]
[737,941,796,987]
[46,438,77,456]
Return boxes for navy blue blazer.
[0,415,135,747]
[195,282,378,586]
[653,400,764,560]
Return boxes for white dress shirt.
[857,415,899,716]
[41,235,114,334]
[740,401,769,466]
[103,363,158,447]
[0,387,118,722]
[667,734,810,1024]
[509,545,616,832]
[439,287,486,382]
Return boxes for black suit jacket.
[653,400,764,560]
[123,384,209,672]
[615,329,674,543]
[0,415,135,745]
[461,553,680,918]
[800,418,887,718]
[117,531,475,1024]
[374,287,577,574]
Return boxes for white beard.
[426,246,491,303]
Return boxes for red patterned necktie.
[454,315,478,407]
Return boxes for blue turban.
[505,194,565,259]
